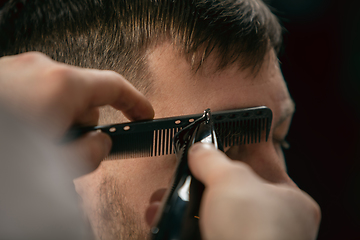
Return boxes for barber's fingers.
[43,63,154,131]
[74,107,100,127]
[79,69,154,121]
[188,143,258,187]
[65,131,112,175]
[1,52,154,134]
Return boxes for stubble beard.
[89,176,151,240]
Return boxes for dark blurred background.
[1,0,359,239]
[268,0,360,239]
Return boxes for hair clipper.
[151,109,222,240]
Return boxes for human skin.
[74,43,320,239]
[0,52,154,174]
[0,47,320,239]
[186,143,320,240]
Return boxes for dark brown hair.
[0,0,282,91]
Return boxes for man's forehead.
[146,43,276,84]
[99,45,288,124]
[148,48,283,104]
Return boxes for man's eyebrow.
[274,99,296,129]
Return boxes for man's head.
[0,1,294,239]
[0,0,281,91]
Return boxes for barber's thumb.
[188,143,232,186]
[66,131,112,175]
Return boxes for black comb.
[66,106,272,160]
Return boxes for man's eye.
[274,138,290,150]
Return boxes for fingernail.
[189,142,214,154]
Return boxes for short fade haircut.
[0,0,282,92]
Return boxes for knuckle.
[96,69,124,87]
[16,51,48,63]
[46,65,74,82]
[104,69,125,81]
[43,66,78,94]
[0,54,12,64]
[36,66,80,111]
[311,200,322,224]
[296,190,322,225]
[0,52,50,69]
[102,69,119,77]
[289,189,322,227]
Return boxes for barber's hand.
[188,143,320,240]
[0,52,154,172]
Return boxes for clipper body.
[151,109,222,240]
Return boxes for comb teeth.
[214,116,270,149]
[104,127,184,160]
[97,106,272,160]
[104,131,153,160]
[153,127,183,157]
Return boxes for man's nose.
[225,142,294,185]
